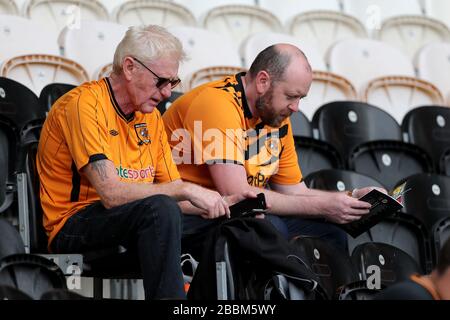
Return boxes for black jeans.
[51,195,185,300]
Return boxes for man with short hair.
[37,25,246,300]
[163,44,382,250]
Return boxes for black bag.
[187,217,326,300]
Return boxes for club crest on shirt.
[134,123,151,145]
[265,137,280,156]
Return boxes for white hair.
[112,25,186,75]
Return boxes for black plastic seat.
[433,217,450,264]
[402,106,450,173]
[156,91,182,115]
[0,254,67,300]
[38,83,76,112]
[351,242,422,288]
[440,148,450,176]
[290,110,312,138]
[349,140,433,190]
[0,123,17,214]
[304,169,386,192]
[0,218,25,261]
[0,77,45,136]
[398,173,450,266]
[291,110,343,176]
[399,173,450,233]
[0,285,32,300]
[295,138,343,177]
[290,236,360,300]
[312,101,402,163]
[348,216,430,273]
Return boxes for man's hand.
[322,192,372,224]
[223,190,269,219]
[186,184,230,219]
[352,186,388,199]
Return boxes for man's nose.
[160,83,172,99]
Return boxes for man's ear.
[122,57,135,81]
[255,70,271,94]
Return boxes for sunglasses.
[132,57,181,89]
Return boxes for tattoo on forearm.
[91,161,108,181]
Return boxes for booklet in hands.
[338,183,410,238]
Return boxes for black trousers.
[52,195,185,300]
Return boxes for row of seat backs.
[290,236,422,300]
[304,169,450,273]
[299,102,450,176]
[2,9,450,99]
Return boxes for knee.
[138,194,182,230]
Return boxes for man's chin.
[140,103,157,114]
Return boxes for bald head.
[248,43,312,83]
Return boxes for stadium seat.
[342,0,424,34]
[0,77,45,135]
[172,0,255,21]
[0,124,16,215]
[290,236,361,300]
[441,149,450,176]
[288,11,367,61]
[114,0,196,27]
[351,242,423,288]
[424,0,450,29]
[399,173,450,237]
[402,106,450,172]
[0,285,33,300]
[257,0,343,24]
[415,42,450,100]
[23,0,109,34]
[58,20,127,79]
[0,14,59,63]
[362,76,444,124]
[301,71,357,120]
[311,101,403,162]
[0,54,89,96]
[167,26,242,91]
[38,83,76,112]
[290,110,313,138]
[398,173,450,267]
[0,0,18,15]
[0,253,67,299]
[348,140,433,190]
[156,91,182,115]
[202,5,282,51]
[327,39,415,93]
[186,66,245,90]
[304,169,386,192]
[377,15,450,61]
[433,217,450,265]
[95,62,112,80]
[0,218,25,261]
[290,112,343,176]
[40,288,88,300]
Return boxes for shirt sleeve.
[269,118,302,185]
[60,88,112,171]
[154,113,181,183]
[184,88,246,165]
